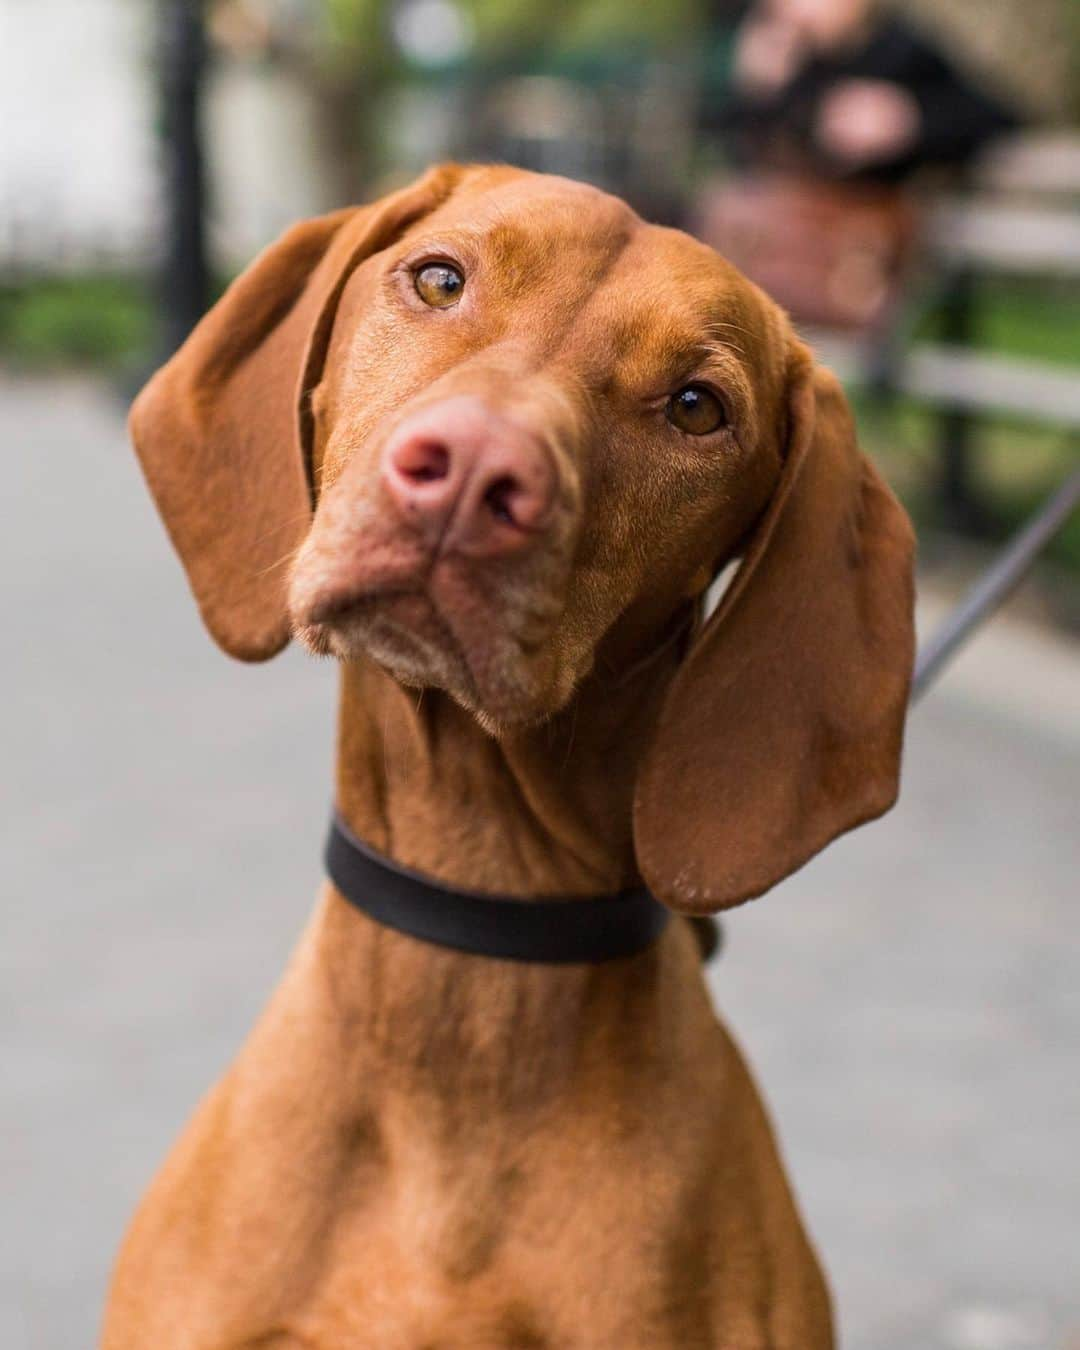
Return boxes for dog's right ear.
[130,164,466,661]
[634,345,915,913]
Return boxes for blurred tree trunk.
[311,69,383,207]
[315,0,390,204]
[159,0,210,354]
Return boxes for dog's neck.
[333,647,676,898]
[309,643,689,1108]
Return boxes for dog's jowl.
[104,165,914,1350]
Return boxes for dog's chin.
[293,595,580,734]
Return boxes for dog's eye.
[666,385,726,436]
[414,262,465,308]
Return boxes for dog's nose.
[381,398,556,558]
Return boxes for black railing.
[158,0,210,357]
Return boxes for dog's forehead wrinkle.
[582,258,763,391]
[473,170,639,225]
[613,226,768,343]
[585,312,751,401]
[440,180,637,291]
[524,228,638,372]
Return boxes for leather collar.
[325,811,670,964]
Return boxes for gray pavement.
[3,373,1078,1349]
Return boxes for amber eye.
[414,262,465,308]
[666,385,727,436]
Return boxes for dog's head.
[132,164,914,911]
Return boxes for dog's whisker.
[252,543,306,581]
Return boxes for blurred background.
[2,1,1079,1347]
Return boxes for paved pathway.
[3,374,1078,1349]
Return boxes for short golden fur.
[104,165,915,1348]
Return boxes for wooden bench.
[812,132,1080,531]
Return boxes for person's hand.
[734,16,808,95]
[816,79,921,165]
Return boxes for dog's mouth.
[290,554,575,728]
[296,586,482,704]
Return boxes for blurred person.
[694,0,1026,329]
[712,0,1023,183]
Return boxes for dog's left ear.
[130,164,465,661]
[634,347,915,913]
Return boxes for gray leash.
[911,463,1080,703]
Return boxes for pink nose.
[381,397,556,558]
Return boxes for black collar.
[325,811,670,964]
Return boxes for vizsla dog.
[104,164,914,1349]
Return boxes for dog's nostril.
[394,439,450,485]
[484,476,522,527]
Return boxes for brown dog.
[103,165,914,1349]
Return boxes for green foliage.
[991,464,1080,572]
[913,277,1080,369]
[320,0,392,68]
[311,0,707,66]
[0,276,153,371]
[533,0,701,50]
[859,395,1080,577]
[883,275,1080,578]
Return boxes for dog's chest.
[278,1157,684,1350]
[292,1277,551,1349]
[291,1263,668,1350]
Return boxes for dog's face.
[130,164,915,909]
[287,170,787,727]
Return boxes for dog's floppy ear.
[634,347,915,913]
[130,163,465,661]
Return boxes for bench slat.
[930,202,1080,274]
[807,333,1080,426]
[900,346,1080,425]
